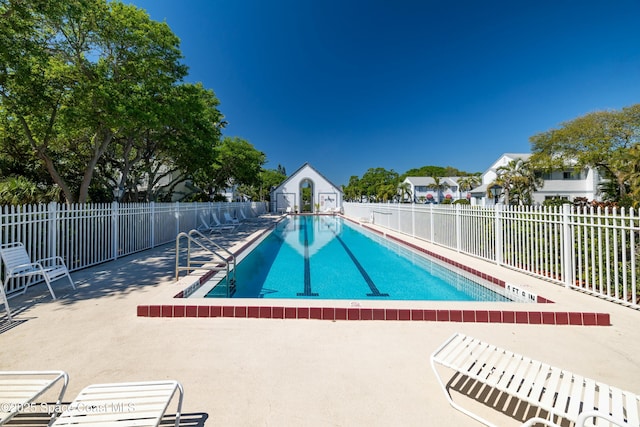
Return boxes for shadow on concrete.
[0,217,282,329]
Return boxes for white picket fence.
[344,202,640,308]
[0,201,267,294]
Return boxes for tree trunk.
[77,128,114,203]
[18,115,76,203]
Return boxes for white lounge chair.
[239,209,254,221]
[239,209,268,222]
[51,380,183,427]
[431,333,639,427]
[198,212,234,233]
[0,284,9,321]
[0,370,69,425]
[212,212,238,231]
[223,212,240,225]
[0,243,75,320]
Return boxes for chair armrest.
[36,256,65,267]
[521,417,561,427]
[576,410,630,427]
[7,262,41,275]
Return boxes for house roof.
[403,176,460,187]
[469,183,498,195]
[503,153,531,160]
[487,153,532,170]
[271,162,343,194]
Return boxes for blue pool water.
[205,216,511,301]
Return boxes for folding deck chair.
[0,243,75,321]
[431,333,639,427]
[0,370,69,425]
[198,212,235,234]
[223,212,240,225]
[51,380,183,427]
[213,213,238,231]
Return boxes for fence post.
[112,201,119,260]
[455,204,461,252]
[175,201,180,235]
[48,202,58,260]
[562,203,573,288]
[150,202,155,248]
[411,203,415,238]
[429,203,434,243]
[495,204,503,265]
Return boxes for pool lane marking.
[333,233,389,297]
[297,216,319,297]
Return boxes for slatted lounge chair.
[51,380,183,427]
[198,212,234,234]
[0,243,75,320]
[212,213,238,231]
[223,212,240,225]
[0,283,10,321]
[239,209,268,222]
[431,333,639,427]
[0,370,69,425]
[239,209,256,221]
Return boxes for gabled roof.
[403,176,460,187]
[488,153,531,170]
[271,162,343,194]
[503,153,531,160]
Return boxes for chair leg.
[65,272,76,290]
[43,276,56,299]
[21,275,33,294]
[1,280,12,321]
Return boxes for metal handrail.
[175,230,236,297]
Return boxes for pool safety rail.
[175,230,236,297]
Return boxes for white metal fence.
[0,201,267,294]
[344,202,640,308]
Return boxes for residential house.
[401,177,461,203]
[469,153,602,205]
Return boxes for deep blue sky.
[127,0,640,187]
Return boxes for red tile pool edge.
[355,222,556,304]
[137,305,610,326]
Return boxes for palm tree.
[430,176,449,203]
[0,176,61,205]
[457,175,480,199]
[489,159,542,205]
[397,182,412,203]
[377,183,397,202]
[619,143,640,207]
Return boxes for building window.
[562,170,583,180]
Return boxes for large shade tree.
[192,136,266,201]
[530,104,640,202]
[357,167,399,202]
[0,0,188,203]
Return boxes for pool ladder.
[175,230,237,297]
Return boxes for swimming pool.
[203,215,513,302]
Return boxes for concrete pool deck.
[1,214,639,426]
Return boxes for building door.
[300,179,314,213]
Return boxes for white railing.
[344,202,640,308]
[0,201,267,294]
